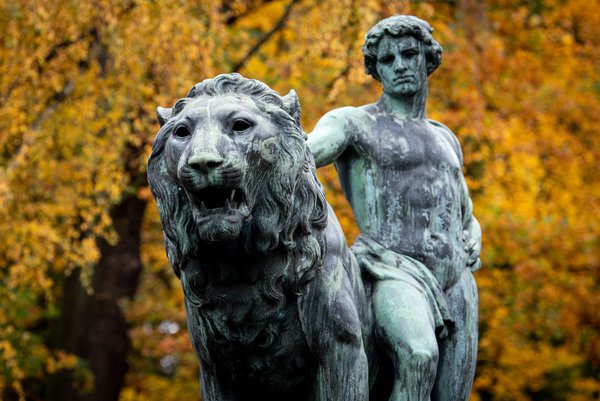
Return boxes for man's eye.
[232,119,253,133]
[379,56,394,64]
[174,126,191,138]
[403,50,417,58]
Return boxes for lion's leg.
[431,270,478,401]
[199,361,237,401]
[311,284,370,401]
[373,280,438,401]
[299,262,370,401]
[314,340,369,401]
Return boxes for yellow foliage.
[1,0,599,400]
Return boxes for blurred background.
[0,0,599,400]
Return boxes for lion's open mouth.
[190,187,246,214]
[189,186,250,241]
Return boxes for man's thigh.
[432,270,478,401]
[372,279,438,359]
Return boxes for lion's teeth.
[225,199,231,210]
[230,189,236,201]
[200,202,208,212]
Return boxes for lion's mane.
[148,74,328,290]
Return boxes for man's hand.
[463,230,481,271]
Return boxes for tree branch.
[2,2,137,104]
[223,0,275,26]
[37,28,98,73]
[325,0,359,97]
[232,0,300,72]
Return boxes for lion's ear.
[157,106,173,127]
[282,90,301,126]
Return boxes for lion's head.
[148,74,327,278]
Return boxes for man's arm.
[430,119,482,271]
[306,107,358,168]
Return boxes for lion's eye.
[232,120,253,133]
[174,126,191,139]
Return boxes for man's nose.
[393,57,408,72]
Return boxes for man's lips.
[394,76,414,83]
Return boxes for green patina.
[307,15,481,401]
[147,15,482,401]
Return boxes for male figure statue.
[307,16,482,401]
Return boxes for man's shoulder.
[324,105,374,123]
[358,102,379,114]
[318,105,375,137]
[427,119,463,165]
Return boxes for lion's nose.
[188,153,224,172]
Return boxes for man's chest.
[352,119,460,171]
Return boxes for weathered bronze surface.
[308,15,481,401]
[147,15,481,401]
[148,74,377,401]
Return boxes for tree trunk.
[50,194,147,401]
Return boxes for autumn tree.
[1,1,598,401]
[0,1,225,399]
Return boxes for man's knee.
[408,348,439,371]
[392,337,439,371]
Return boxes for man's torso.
[335,102,466,289]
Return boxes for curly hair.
[363,15,443,81]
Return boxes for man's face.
[375,35,428,98]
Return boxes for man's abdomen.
[360,166,466,290]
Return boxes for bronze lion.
[147,73,389,401]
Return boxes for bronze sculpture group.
[147,15,482,401]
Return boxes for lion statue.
[148,73,390,401]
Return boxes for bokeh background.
[1,0,599,400]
